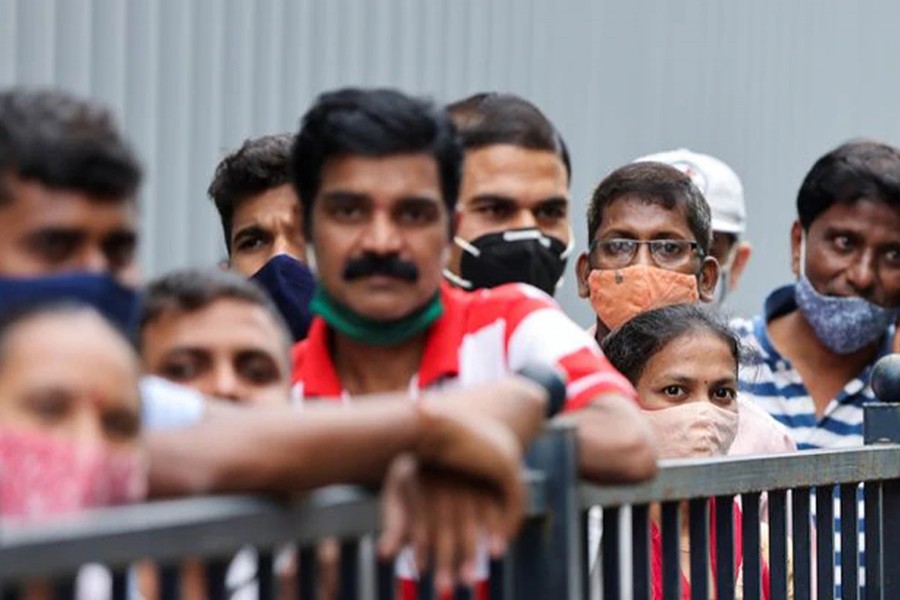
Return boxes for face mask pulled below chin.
[0,427,146,520]
[588,264,700,331]
[250,254,317,341]
[794,236,899,355]
[642,402,739,459]
[0,272,139,333]
[447,228,571,296]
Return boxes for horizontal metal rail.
[0,473,547,582]
[580,445,900,507]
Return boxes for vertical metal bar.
[159,564,180,600]
[52,577,75,600]
[205,558,229,600]
[601,505,621,600]
[453,585,472,600]
[661,501,681,600]
[687,498,709,600]
[714,496,735,600]
[864,481,883,599]
[840,483,859,600]
[632,504,651,600]
[741,493,761,600]
[110,569,128,600]
[580,510,592,600]
[418,571,435,600]
[298,546,316,600]
[791,488,812,600]
[257,551,274,600]
[338,540,360,600]
[518,425,581,598]
[814,486,835,600]
[882,478,900,597]
[376,560,395,600]
[768,490,789,600]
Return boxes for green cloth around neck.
[310,286,444,346]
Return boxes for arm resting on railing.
[568,393,659,484]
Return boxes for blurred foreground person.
[0,303,145,520]
[208,134,314,340]
[140,269,293,407]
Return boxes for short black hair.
[797,140,900,230]
[601,303,742,386]
[447,92,571,181]
[0,88,141,204]
[290,87,462,237]
[586,162,712,256]
[139,269,290,350]
[207,134,294,252]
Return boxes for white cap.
[634,148,746,235]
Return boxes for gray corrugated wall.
[3,0,900,323]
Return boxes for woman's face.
[636,330,738,411]
[0,311,142,451]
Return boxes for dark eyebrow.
[232,224,268,241]
[534,197,569,209]
[396,196,441,208]
[469,194,517,208]
[320,191,370,204]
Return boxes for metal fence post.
[512,422,580,599]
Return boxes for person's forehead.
[231,184,301,230]
[146,298,287,356]
[0,313,140,406]
[643,331,735,380]
[0,177,137,229]
[596,194,694,238]
[462,144,567,186]
[809,197,900,236]
[318,153,443,199]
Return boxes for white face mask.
[711,244,737,309]
[642,402,739,459]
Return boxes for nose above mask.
[444,228,572,296]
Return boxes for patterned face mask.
[0,427,146,520]
[794,236,899,355]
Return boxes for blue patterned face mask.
[794,236,899,354]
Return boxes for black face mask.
[444,228,571,296]
[250,254,316,341]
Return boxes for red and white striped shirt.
[291,282,635,598]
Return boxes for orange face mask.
[588,264,700,331]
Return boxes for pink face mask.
[588,264,700,331]
[642,402,739,459]
[0,427,146,520]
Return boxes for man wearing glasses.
[575,161,719,342]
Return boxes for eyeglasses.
[589,238,702,269]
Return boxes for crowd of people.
[0,84,897,599]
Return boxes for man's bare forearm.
[148,399,423,497]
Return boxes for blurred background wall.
[2,0,900,323]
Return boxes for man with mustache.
[289,87,656,597]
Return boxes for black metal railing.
[1,410,899,599]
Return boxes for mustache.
[342,253,419,283]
